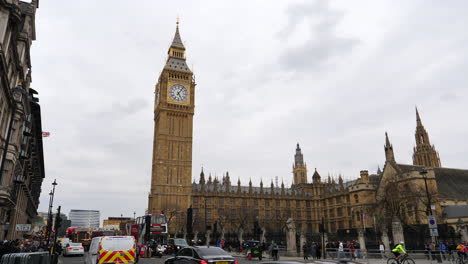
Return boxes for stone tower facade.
[293,143,307,184]
[412,108,441,168]
[148,23,195,218]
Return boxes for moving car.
[63,243,84,257]
[165,246,237,264]
[166,238,189,254]
[86,236,136,264]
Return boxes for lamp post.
[120,214,123,235]
[46,179,58,246]
[420,169,432,216]
[420,169,436,244]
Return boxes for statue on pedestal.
[286,218,297,256]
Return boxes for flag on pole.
[42,132,50,137]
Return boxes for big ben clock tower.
[148,22,195,227]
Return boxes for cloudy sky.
[33,0,468,223]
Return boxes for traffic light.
[186,207,193,234]
[145,215,151,241]
[54,214,62,230]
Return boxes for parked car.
[63,243,84,257]
[85,236,136,264]
[166,238,189,254]
[165,246,237,264]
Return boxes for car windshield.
[197,247,228,257]
[174,239,188,246]
[70,243,82,247]
[101,237,134,251]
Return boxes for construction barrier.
[0,252,51,264]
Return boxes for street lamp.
[120,214,123,235]
[46,179,58,246]
[420,169,432,216]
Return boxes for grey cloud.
[277,1,359,72]
[32,0,468,221]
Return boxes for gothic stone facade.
[0,0,45,240]
[149,25,468,238]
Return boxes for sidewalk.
[231,253,448,264]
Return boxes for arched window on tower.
[354,194,359,203]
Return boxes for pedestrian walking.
[303,244,309,260]
[349,241,356,260]
[316,243,322,259]
[440,242,447,260]
[338,241,344,259]
[310,243,317,259]
[425,243,430,260]
[354,240,361,258]
[380,242,386,259]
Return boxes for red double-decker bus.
[132,214,168,245]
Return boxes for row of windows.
[194,197,317,208]
[172,51,184,58]
[192,196,358,209]
[169,73,189,80]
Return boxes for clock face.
[170,84,188,102]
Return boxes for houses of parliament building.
[148,23,468,242]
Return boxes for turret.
[384,132,395,162]
[412,107,441,167]
[199,168,205,185]
[208,173,212,184]
[237,178,241,193]
[293,143,308,184]
[213,177,219,192]
[312,168,321,183]
[360,170,369,184]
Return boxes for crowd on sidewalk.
[0,239,50,258]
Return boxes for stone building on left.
[0,0,45,240]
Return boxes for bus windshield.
[151,215,167,224]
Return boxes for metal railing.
[0,252,51,264]
[325,248,464,264]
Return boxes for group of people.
[302,242,322,260]
[327,240,362,259]
[424,241,468,260]
[0,239,50,258]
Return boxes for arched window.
[354,194,359,203]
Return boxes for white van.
[86,236,136,264]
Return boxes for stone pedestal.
[238,228,244,249]
[260,227,266,244]
[457,220,468,242]
[220,229,225,242]
[391,217,405,244]
[206,230,211,246]
[358,229,367,256]
[381,228,391,254]
[286,218,297,256]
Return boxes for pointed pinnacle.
[416,106,423,127]
[385,132,391,146]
